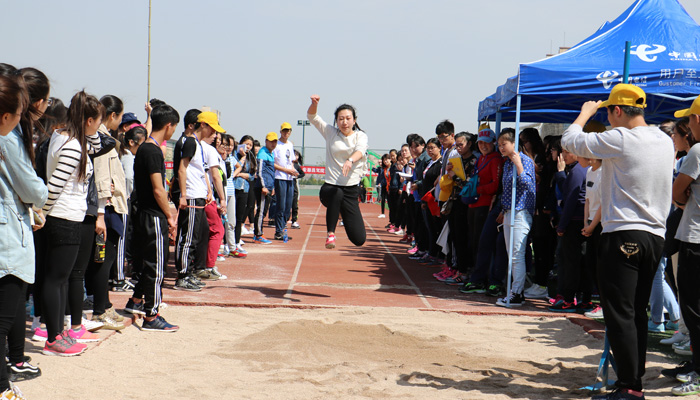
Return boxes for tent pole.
[623,41,631,83]
[506,95,522,306]
[495,111,502,135]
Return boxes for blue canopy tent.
[478,0,700,125]
[478,0,700,308]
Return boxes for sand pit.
[18,306,680,399]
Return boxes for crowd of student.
[0,64,313,399]
[371,84,700,399]
[3,61,700,400]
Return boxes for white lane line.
[365,223,433,309]
[283,203,322,304]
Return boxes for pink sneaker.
[42,332,87,357]
[407,246,418,255]
[433,265,451,278]
[67,325,100,343]
[325,233,336,249]
[387,225,396,232]
[31,327,47,342]
[436,269,459,282]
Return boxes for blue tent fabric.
[478,0,700,124]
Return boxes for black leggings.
[42,216,82,341]
[234,189,249,244]
[319,183,366,246]
[87,225,118,316]
[380,186,388,214]
[70,216,97,326]
[0,276,26,391]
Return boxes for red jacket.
[470,151,504,208]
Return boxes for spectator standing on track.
[273,122,298,241]
[562,84,673,400]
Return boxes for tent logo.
[597,71,620,89]
[630,44,667,62]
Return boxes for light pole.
[297,119,310,160]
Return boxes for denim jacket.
[233,154,254,193]
[0,128,48,284]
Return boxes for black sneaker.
[82,298,93,313]
[662,360,694,379]
[174,278,202,292]
[496,292,524,307]
[274,234,292,241]
[124,299,146,315]
[485,284,504,297]
[459,282,486,294]
[7,361,41,382]
[111,279,135,292]
[591,387,645,399]
[141,315,179,332]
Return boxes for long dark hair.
[65,90,104,181]
[37,97,67,144]
[0,74,25,125]
[334,104,362,132]
[18,68,49,149]
[239,134,256,174]
[0,65,33,163]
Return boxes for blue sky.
[4,0,700,162]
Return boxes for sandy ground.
[18,306,681,400]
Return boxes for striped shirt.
[43,130,102,221]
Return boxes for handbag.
[460,156,493,205]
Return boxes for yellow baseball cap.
[266,132,279,141]
[280,122,292,131]
[197,111,226,133]
[599,83,647,109]
[674,95,700,118]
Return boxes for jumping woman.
[307,95,368,249]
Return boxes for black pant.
[42,216,81,341]
[319,183,366,246]
[558,220,592,303]
[175,199,206,277]
[413,198,428,251]
[388,188,400,226]
[246,188,256,226]
[0,276,26,391]
[676,241,700,373]
[234,189,249,244]
[380,186,388,214]
[405,194,415,235]
[68,215,96,326]
[532,212,556,287]
[448,201,470,273]
[87,224,119,316]
[132,211,169,317]
[254,187,272,237]
[467,206,489,269]
[597,230,663,392]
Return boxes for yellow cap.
[599,83,647,109]
[266,132,279,141]
[197,111,225,133]
[280,122,292,131]
[674,95,700,118]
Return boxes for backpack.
[459,156,493,205]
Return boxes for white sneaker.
[291,221,300,228]
[584,306,604,319]
[238,239,245,246]
[378,214,386,218]
[216,256,226,262]
[674,339,692,355]
[241,226,252,236]
[523,284,548,299]
[662,331,689,345]
[393,228,404,235]
[82,316,103,332]
[160,302,169,310]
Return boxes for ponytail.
[65,90,104,181]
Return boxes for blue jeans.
[469,206,508,286]
[504,210,532,294]
[649,256,680,323]
[274,179,294,236]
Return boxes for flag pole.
[147,0,152,102]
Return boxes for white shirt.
[185,138,208,199]
[676,144,700,243]
[45,133,93,221]
[202,141,224,193]
[274,140,295,181]
[308,113,368,186]
[585,166,602,221]
[562,124,673,237]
